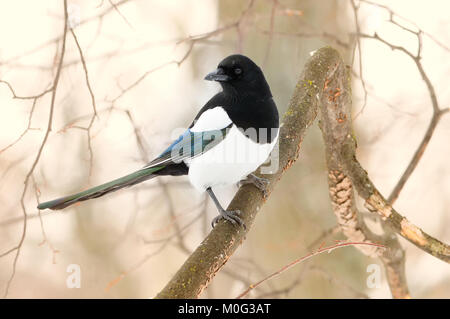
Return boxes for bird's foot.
[211,209,246,229]
[239,174,270,197]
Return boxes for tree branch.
[317,52,410,298]
[2,0,69,298]
[339,131,450,263]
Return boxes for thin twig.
[236,242,385,299]
[70,28,98,176]
[2,0,69,298]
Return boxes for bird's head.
[205,54,272,97]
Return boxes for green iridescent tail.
[37,166,164,210]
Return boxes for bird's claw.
[238,174,270,197]
[211,209,246,229]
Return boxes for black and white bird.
[37,54,279,228]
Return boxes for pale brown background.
[0,0,449,298]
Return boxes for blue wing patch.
[144,124,232,168]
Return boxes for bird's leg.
[238,173,270,197]
[206,187,245,229]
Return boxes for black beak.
[204,68,231,82]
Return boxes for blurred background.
[0,0,449,298]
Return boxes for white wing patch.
[190,107,232,132]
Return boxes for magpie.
[37,54,279,228]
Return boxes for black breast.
[224,95,279,144]
[190,92,279,144]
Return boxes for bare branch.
[350,0,368,118]
[108,0,134,29]
[0,80,53,100]
[0,98,39,154]
[70,28,98,176]
[318,53,410,298]
[2,0,69,298]
[236,241,385,299]
[339,127,450,262]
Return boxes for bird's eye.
[234,68,242,75]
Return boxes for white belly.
[185,125,278,192]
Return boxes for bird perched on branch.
[37,54,279,228]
